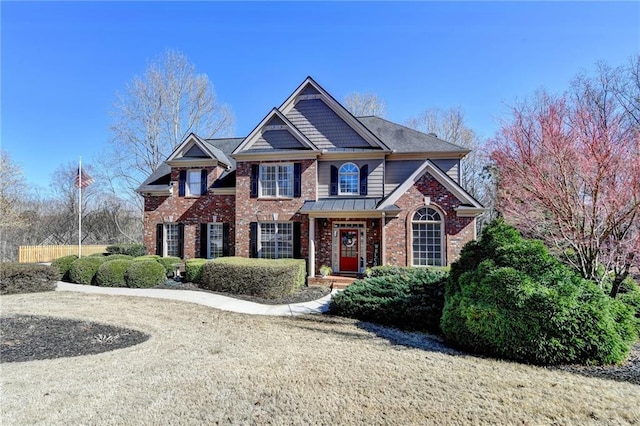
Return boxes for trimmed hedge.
[106,244,148,257]
[201,257,306,298]
[51,255,78,281]
[185,258,208,283]
[68,256,108,285]
[329,268,447,334]
[95,259,133,287]
[0,263,58,295]
[441,220,637,366]
[103,254,133,261]
[131,255,180,276]
[125,261,166,288]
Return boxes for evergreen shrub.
[51,255,78,281]
[106,244,148,257]
[69,256,107,285]
[185,258,208,283]
[125,261,166,288]
[441,219,636,365]
[201,257,306,298]
[329,268,447,334]
[0,263,58,294]
[95,259,133,287]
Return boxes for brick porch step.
[308,275,359,290]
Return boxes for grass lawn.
[1,292,638,425]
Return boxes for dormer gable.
[279,77,391,152]
[232,108,320,159]
[167,133,232,168]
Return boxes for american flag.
[75,168,94,189]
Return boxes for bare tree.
[0,150,27,231]
[344,92,387,117]
[104,49,235,202]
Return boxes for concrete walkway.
[56,282,336,316]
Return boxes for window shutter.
[156,224,164,256]
[250,165,259,198]
[178,170,186,196]
[330,165,338,196]
[249,222,258,258]
[177,223,185,258]
[293,163,302,197]
[222,223,230,256]
[200,169,208,195]
[199,223,208,258]
[360,164,368,196]
[293,222,302,259]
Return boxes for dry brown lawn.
[1,292,638,425]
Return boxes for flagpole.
[78,157,82,258]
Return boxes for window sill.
[257,197,295,201]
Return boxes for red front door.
[339,229,359,272]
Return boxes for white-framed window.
[208,223,223,258]
[260,164,293,198]
[165,223,181,257]
[339,163,359,195]
[187,170,202,196]
[259,222,293,259]
[412,207,443,267]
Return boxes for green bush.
[156,256,182,275]
[106,244,148,257]
[617,278,640,336]
[104,254,133,261]
[132,255,161,262]
[441,219,636,366]
[185,258,208,283]
[95,259,133,287]
[68,256,108,285]
[329,268,447,334]
[125,261,167,288]
[88,252,107,257]
[51,255,78,281]
[201,257,306,298]
[0,263,58,295]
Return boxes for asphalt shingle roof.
[357,116,469,154]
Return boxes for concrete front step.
[308,275,359,289]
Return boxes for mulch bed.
[548,343,640,386]
[0,315,149,363]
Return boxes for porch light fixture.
[322,219,329,228]
[372,219,379,228]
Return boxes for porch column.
[308,217,315,277]
[381,212,386,266]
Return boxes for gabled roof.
[167,133,233,168]
[378,159,484,215]
[232,108,319,155]
[136,136,244,194]
[278,77,391,152]
[357,116,470,155]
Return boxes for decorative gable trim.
[232,108,319,155]
[166,133,229,168]
[378,159,484,215]
[278,77,392,152]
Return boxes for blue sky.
[2,1,638,192]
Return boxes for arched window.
[339,163,359,195]
[412,207,443,266]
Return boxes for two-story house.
[137,77,484,278]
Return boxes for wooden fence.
[18,245,109,263]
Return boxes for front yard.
[1,292,638,425]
